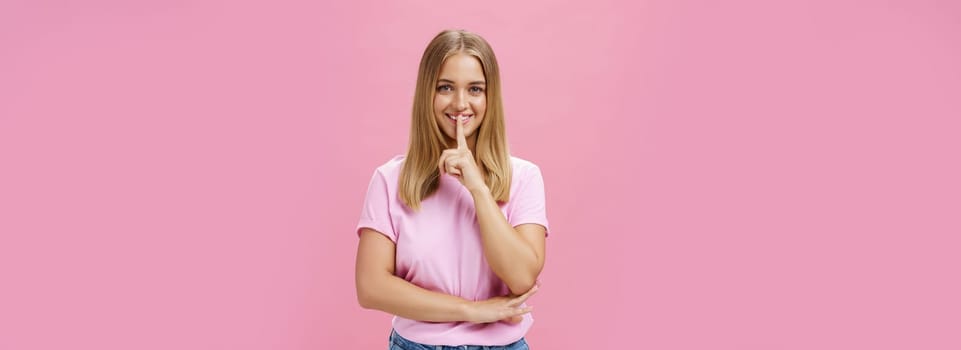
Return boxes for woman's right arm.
[355,228,535,323]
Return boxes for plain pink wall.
[1,0,959,349]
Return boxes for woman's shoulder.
[509,155,543,180]
[372,155,406,179]
[511,155,537,169]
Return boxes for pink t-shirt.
[356,155,550,346]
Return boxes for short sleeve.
[508,165,550,236]
[355,169,397,243]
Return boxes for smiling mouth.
[445,113,473,122]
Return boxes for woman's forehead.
[438,54,486,83]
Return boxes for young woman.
[355,29,549,349]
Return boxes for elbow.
[508,284,534,296]
[498,265,542,295]
[356,269,395,310]
[356,290,373,309]
[502,264,543,296]
[505,275,538,296]
[355,279,378,309]
[504,254,544,296]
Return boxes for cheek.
[435,93,453,106]
[471,97,486,112]
[476,105,487,119]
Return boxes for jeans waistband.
[389,329,528,350]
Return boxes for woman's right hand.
[466,284,538,324]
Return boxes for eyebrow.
[437,79,486,85]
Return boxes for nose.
[453,90,469,111]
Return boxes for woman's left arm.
[470,186,545,295]
[440,119,546,295]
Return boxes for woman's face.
[433,53,486,146]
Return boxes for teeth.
[447,114,472,120]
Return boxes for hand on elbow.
[466,285,538,324]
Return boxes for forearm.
[357,272,472,322]
[470,186,541,294]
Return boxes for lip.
[445,113,473,124]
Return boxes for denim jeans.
[389,329,530,350]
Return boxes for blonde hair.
[399,29,512,211]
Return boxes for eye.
[436,84,452,92]
[469,86,485,94]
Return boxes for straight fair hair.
[399,30,512,211]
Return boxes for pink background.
[1,0,959,349]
